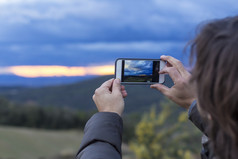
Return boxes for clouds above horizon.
[0,0,237,67]
[124,60,153,76]
[0,41,186,66]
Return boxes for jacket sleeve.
[188,101,207,133]
[188,101,212,159]
[75,112,123,159]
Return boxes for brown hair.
[190,16,238,159]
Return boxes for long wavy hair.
[190,16,238,159]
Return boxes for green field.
[0,126,83,159]
[0,126,135,159]
[124,75,153,82]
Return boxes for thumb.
[112,78,122,94]
[150,84,169,95]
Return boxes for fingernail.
[115,78,120,83]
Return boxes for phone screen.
[121,60,160,83]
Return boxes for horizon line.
[0,65,114,78]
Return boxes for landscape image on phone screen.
[123,60,160,82]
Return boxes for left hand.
[92,78,127,116]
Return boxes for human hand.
[150,55,196,109]
[92,78,127,116]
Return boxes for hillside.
[0,75,173,113]
[0,75,94,87]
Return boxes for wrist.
[99,109,123,116]
[186,98,196,110]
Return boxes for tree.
[0,97,90,129]
[130,99,201,159]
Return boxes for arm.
[151,56,209,132]
[76,112,123,159]
[76,79,127,159]
[188,101,207,133]
[151,56,211,158]
[188,101,211,159]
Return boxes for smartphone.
[115,58,166,85]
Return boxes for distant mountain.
[0,75,97,87]
[0,75,173,113]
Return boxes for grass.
[0,125,83,159]
[0,125,135,159]
[124,75,153,82]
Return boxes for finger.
[166,62,172,67]
[122,90,127,98]
[160,55,181,67]
[150,84,170,96]
[96,79,114,94]
[121,85,127,98]
[121,85,125,91]
[160,55,188,76]
[92,94,96,101]
[159,65,169,74]
[159,67,181,84]
[100,78,114,89]
[112,78,122,95]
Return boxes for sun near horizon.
[0,65,114,78]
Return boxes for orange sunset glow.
[4,65,114,78]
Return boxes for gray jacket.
[76,102,210,159]
[188,101,211,159]
[76,112,123,159]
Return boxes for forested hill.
[0,75,173,113]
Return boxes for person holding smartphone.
[76,16,238,159]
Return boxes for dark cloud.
[0,41,185,66]
[0,0,237,67]
[124,60,153,76]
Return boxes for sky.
[124,60,153,76]
[0,0,237,83]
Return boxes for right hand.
[150,55,196,110]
